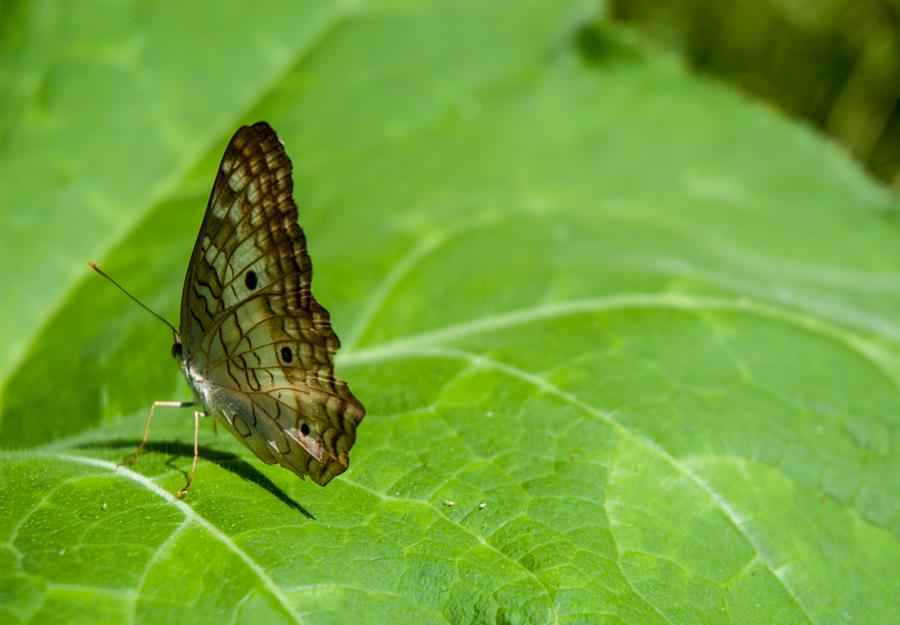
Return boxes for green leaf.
[1,2,898,624]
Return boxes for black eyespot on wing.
[280,346,293,363]
[300,422,310,436]
[244,270,257,290]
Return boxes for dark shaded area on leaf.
[76,439,314,519]
[573,21,644,67]
[609,0,900,186]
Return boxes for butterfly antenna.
[88,261,179,336]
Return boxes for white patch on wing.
[202,237,226,282]
[246,179,259,203]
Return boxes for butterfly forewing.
[179,122,364,486]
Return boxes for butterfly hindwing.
[179,122,364,485]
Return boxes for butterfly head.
[171,333,183,360]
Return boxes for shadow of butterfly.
[92,122,365,497]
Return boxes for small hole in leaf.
[300,422,310,436]
[280,346,293,363]
[245,270,257,290]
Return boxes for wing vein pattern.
[179,122,365,485]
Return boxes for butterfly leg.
[177,410,206,498]
[120,400,195,467]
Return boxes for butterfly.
[92,122,365,497]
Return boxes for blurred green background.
[613,0,900,187]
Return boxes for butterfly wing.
[179,122,364,486]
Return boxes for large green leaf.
[1,1,898,624]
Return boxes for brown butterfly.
[92,122,364,496]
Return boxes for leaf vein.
[47,453,306,625]
[377,345,817,625]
